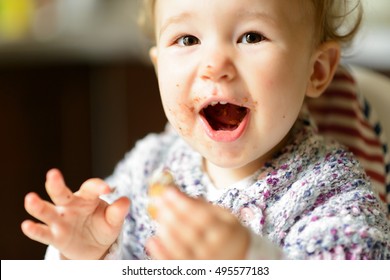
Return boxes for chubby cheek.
[248,73,306,152]
[159,86,197,138]
[254,60,307,118]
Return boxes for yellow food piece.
[147,205,158,220]
[148,183,168,197]
[147,170,175,219]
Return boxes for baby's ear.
[306,41,340,98]
[149,46,158,68]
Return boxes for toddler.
[22,0,390,259]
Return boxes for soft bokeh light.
[0,0,388,65]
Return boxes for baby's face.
[151,0,318,175]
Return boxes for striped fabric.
[306,66,390,215]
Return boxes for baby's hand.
[146,187,250,259]
[21,169,130,260]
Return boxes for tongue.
[203,103,248,131]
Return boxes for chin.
[204,153,252,169]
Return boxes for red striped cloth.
[306,66,390,214]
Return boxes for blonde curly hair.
[139,0,363,47]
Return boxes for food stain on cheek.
[169,104,194,137]
[178,103,195,114]
[241,97,258,112]
[252,100,258,112]
[193,96,201,104]
[192,93,208,105]
[167,107,176,117]
[187,105,195,113]
[203,65,214,78]
[175,120,191,137]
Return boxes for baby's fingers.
[76,178,111,200]
[159,188,211,229]
[21,220,53,246]
[145,236,172,260]
[105,197,131,228]
[45,169,73,206]
[24,192,58,225]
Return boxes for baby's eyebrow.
[159,12,193,38]
[236,10,277,26]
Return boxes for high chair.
[307,65,390,216]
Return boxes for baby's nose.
[199,47,236,82]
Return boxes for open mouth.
[200,102,249,131]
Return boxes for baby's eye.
[239,32,266,44]
[176,35,200,46]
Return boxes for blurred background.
[0,0,389,259]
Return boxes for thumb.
[105,197,130,228]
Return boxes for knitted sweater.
[45,114,390,260]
